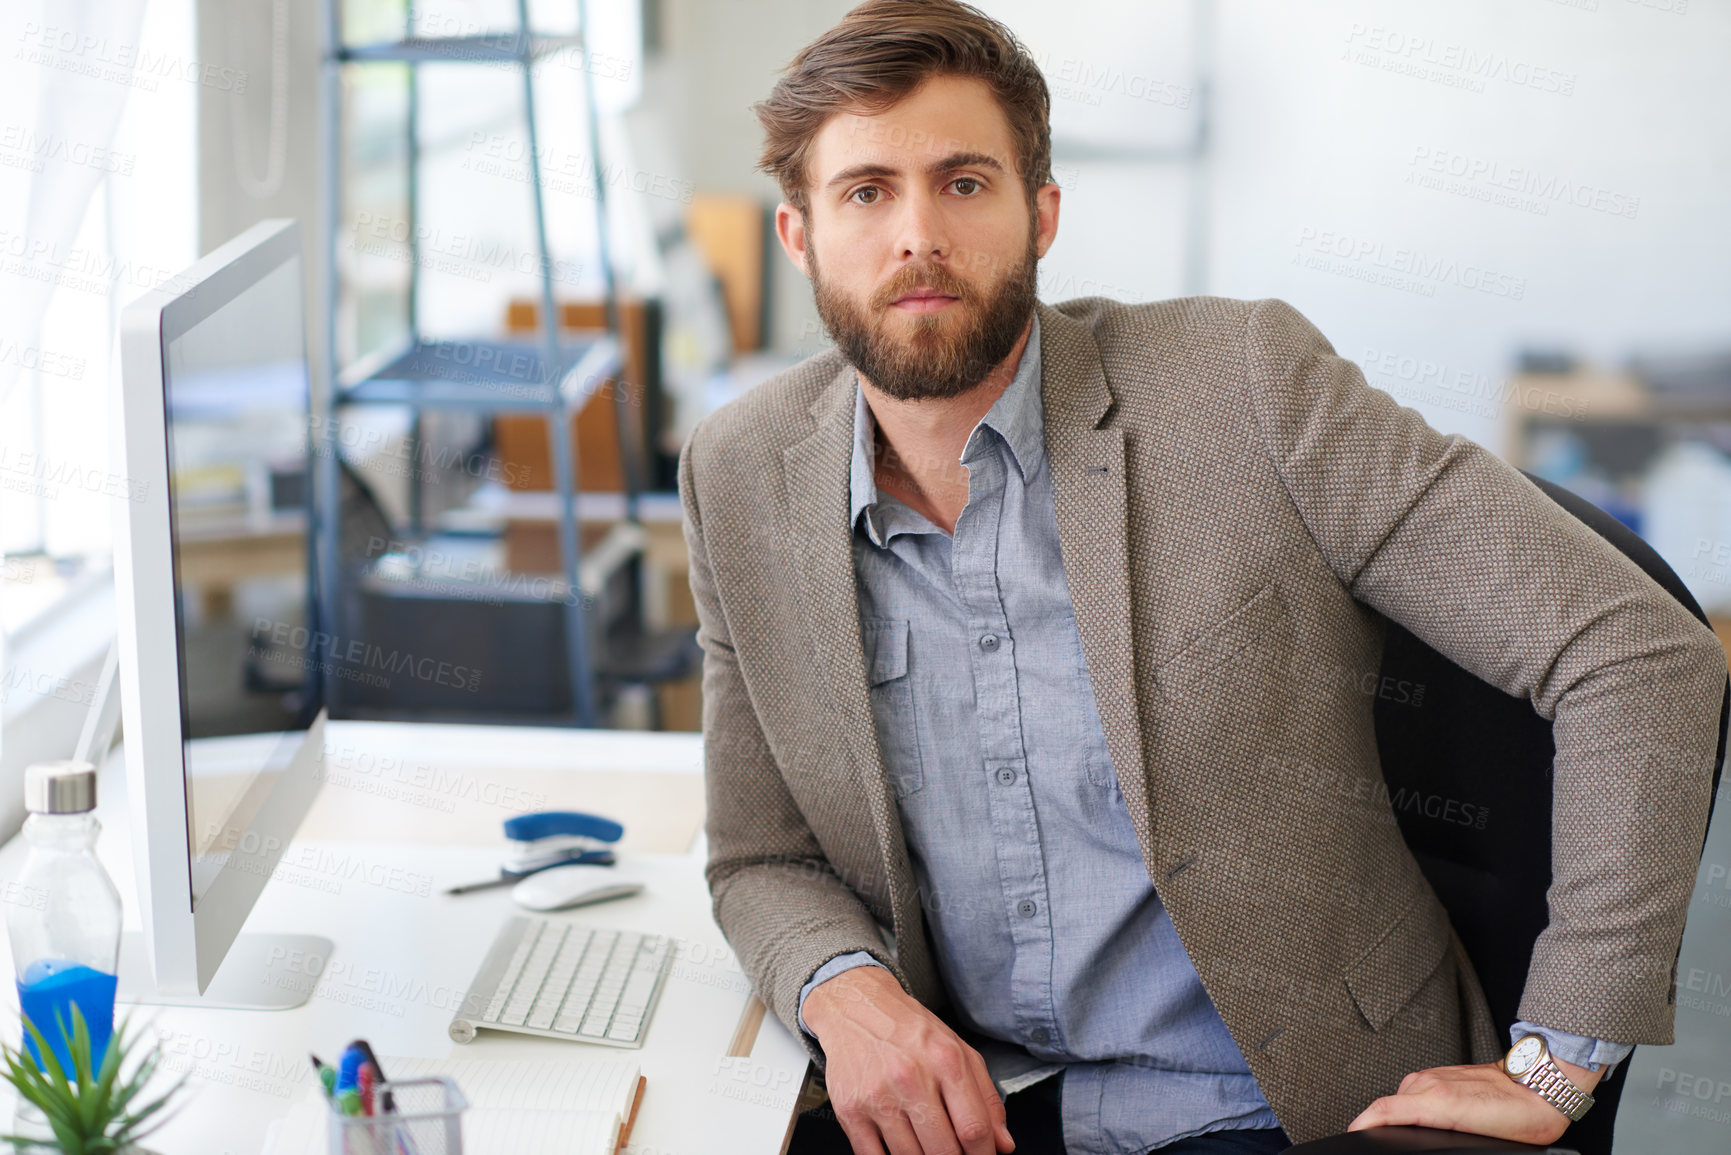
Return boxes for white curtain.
[0,0,150,769]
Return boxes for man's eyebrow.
[822,151,1008,192]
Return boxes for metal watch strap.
[1517,1055,1595,1123]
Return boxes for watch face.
[1507,1036,1545,1076]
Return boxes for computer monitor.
[112,219,332,1008]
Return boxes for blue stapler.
[444,810,625,895]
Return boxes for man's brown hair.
[754,0,1052,215]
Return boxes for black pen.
[444,849,616,895]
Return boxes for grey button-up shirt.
[813,316,1279,1154]
[795,315,1627,1153]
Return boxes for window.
[1,0,196,630]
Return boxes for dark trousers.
[787,1071,1292,1154]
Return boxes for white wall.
[1206,0,1731,452]
[650,0,1731,454]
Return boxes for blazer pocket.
[1152,584,1295,784]
[1343,889,1456,1032]
[1154,581,1289,697]
[859,618,926,799]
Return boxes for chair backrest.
[1373,472,1730,1155]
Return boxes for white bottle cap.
[24,761,97,815]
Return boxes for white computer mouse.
[510,864,646,912]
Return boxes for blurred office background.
[0,0,1728,1147]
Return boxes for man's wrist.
[797,952,889,1039]
[801,960,905,1042]
[1509,1020,1628,1083]
[1502,1029,1604,1129]
[1552,1053,1604,1096]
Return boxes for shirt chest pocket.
[860,618,927,800]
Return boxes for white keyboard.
[449,916,673,1047]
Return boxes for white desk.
[0,721,813,1155]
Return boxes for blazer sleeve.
[678,423,903,1068]
[1240,297,1727,1045]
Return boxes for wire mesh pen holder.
[326,1076,467,1155]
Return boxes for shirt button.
[995,767,1016,785]
[1029,1027,1050,1045]
[978,634,1000,651]
[1017,899,1037,918]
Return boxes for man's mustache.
[869,264,977,312]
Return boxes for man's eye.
[852,187,881,205]
[953,177,981,195]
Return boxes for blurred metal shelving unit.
[317,0,626,727]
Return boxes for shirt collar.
[849,313,1044,535]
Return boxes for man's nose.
[893,189,951,262]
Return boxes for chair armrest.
[1282,1126,1577,1154]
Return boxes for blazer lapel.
[780,368,925,936]
[1038,303,1157,847]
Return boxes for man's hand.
[803,964,1015,1155]
[1348,1056,1604,1146]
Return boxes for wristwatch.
[1500,1033,1594,1123]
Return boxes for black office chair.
[1287,473,1731,1155]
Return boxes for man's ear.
[1033,181,1061,260]
[775,202,811,278]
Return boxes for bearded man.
[674,3,1727,1153]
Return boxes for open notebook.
[269,1054,646,1155]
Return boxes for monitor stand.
[116,931,334,1010]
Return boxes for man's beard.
[809,229,1039,402]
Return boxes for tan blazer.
[675,295,1726,1143]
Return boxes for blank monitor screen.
[161,255,318,904]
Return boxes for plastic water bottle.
[6,761,122,1080]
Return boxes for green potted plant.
[0,1005,186,1154]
